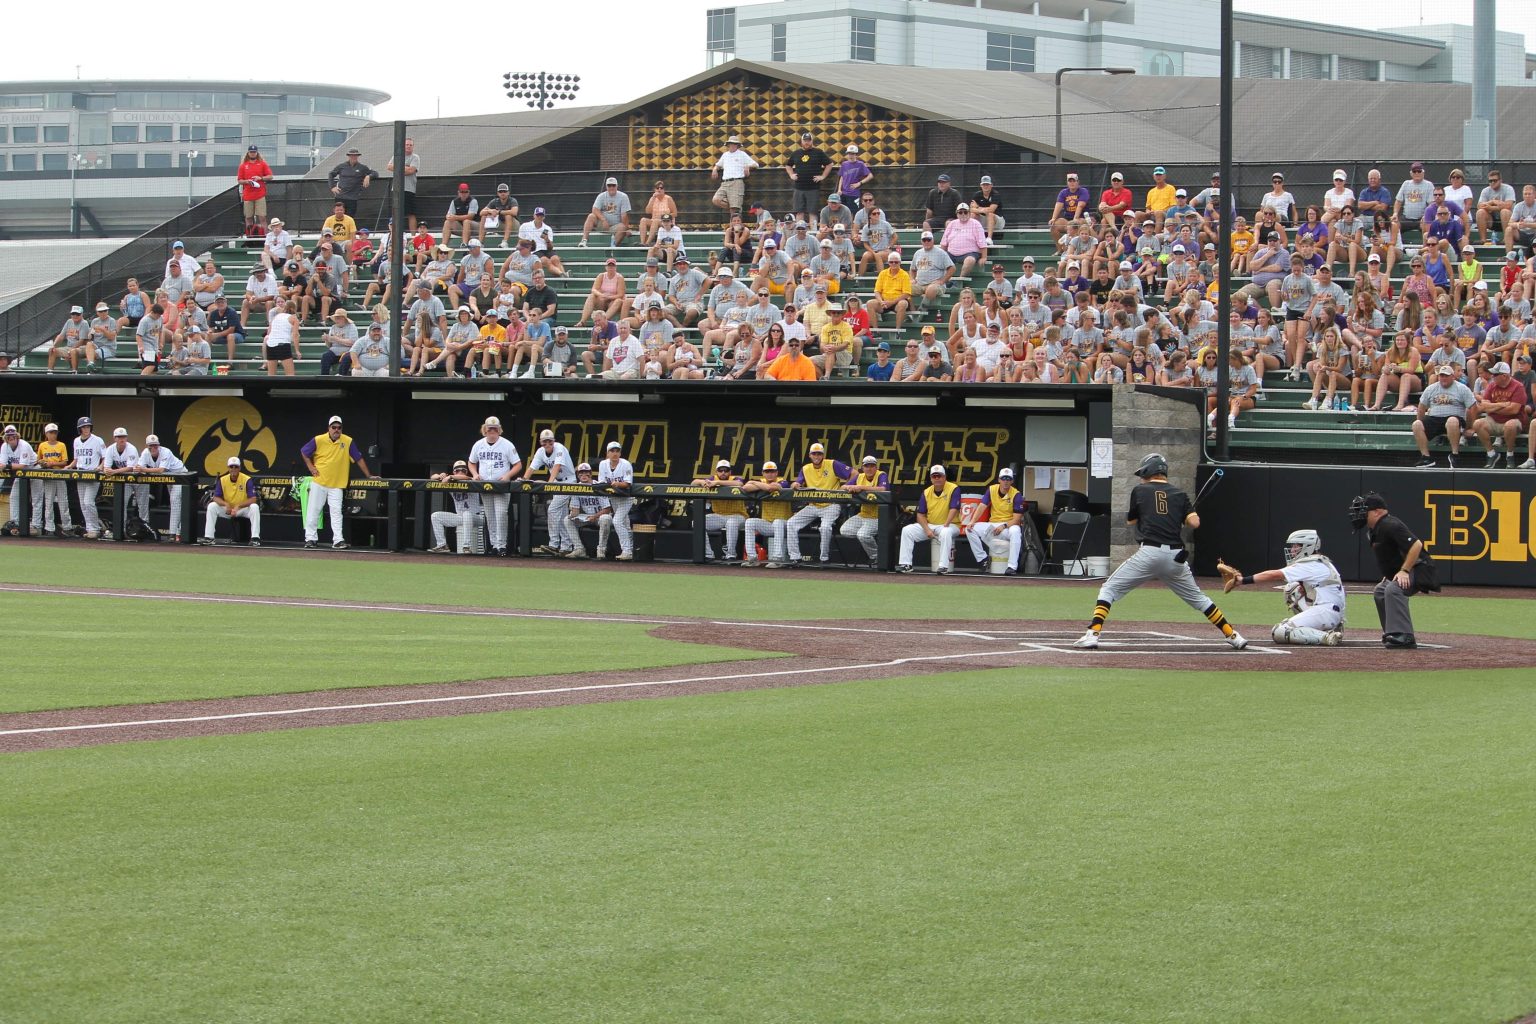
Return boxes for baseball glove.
[1283,582,1304,613]
[1217,559,1242,593]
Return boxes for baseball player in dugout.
[1074,453,1247,650]
[742,461,791,567]
[1350,491,1437,649]
[897,465,961,573]
[783,442,852,565]
[839,455,888,565]
[301,415,375,550]
[691,460,747,562]
[1217,530,1345,646]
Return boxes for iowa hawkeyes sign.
[176,398,279,476]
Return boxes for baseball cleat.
[429,545,450,553]
[332,541,351,550]
[1322,630,1342,646]
[1004,567,1018,576]
[1072,631,1100,649]
[615,552,633,561]
[248,539,262,547]
[1226,631,1249,650]
[303,541,318,549]
[595,550,607,560]
[896,564,914,573]
[197,538,214,546]
[565,548,587,559]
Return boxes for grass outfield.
[0,591,769,713]
[4,545,1535,638]
[4,669,1535,1023]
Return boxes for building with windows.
[0,80,387,238]
[705,1,1534,85]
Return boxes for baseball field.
[3,543,1534,1024]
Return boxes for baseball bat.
[1192,467,1225,507]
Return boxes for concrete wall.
[1109,385,1204,561]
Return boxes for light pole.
[185,149,200,207]
[502,71,581,110]
[69,153,103,238]
[1054,67,1136,162]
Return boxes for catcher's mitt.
[1216,559,1243,593]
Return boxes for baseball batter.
[1217,530,1345,645]
[898,465,961,572]
[428,461,485,555]
[468,416,522,556]
[1073,453,1247,650]
[597,441,635,561]
[743,461,791,566]
[67,416,107,539]
[838,455,888,564]
[566,462,613,558]
[692,460,747,561]
[965,468,1026,575]
[528,429,577,556]
[784,442,853,564]
[133,434,188,540]
[301,414,375,550]
[1,424,39,532]
[35,423,72,535]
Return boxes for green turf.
[4,668,1534,1023]
[0,592,770,713]
[5,545,1534,639]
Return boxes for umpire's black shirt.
[1128,481,1191,547]
[1367,513,1418,580]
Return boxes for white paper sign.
[1090,438,1114,478]
[1033,467,1051,490]
[1054,467,1072,490]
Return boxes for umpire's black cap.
[1135,453,1168,478]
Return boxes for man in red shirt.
[1098,171,1136,230]
[237,145,273,235]
[1473,361,1530,467]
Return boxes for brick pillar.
[920,123,967,165]
[1109,386,1205,562]
[600,126,628,172]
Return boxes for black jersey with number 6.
[1127,481,1192,546]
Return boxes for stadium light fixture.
[1054,67,1135,163]
[502,71,582,111]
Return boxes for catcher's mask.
[1283,529,1321,564]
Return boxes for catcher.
[1218,529,1345,646]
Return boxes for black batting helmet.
[1135,453,1169,479]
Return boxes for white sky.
[2,0,1530,122]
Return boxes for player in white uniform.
[527,429,578,556]
[133,434,188,539]
[66,416,108,538]
[467,416,522,556]
[597,441,635,560]
[1220,529,1345,645]
[566,463,613,558]
[1,424,39,532]
[428,460,486,555]
[97,428,140,541]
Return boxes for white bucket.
[988,533,1010,575]
[1064,559,1087,576]
[1086,556,1110,576]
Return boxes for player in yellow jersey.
[692,459,747,561]
[965,468,1027,575]
[898,465,961,573]
[35,423,73,536]
[783,442,853,566]
[839,454,888,565]
[742,461,792,567]
[300,414,375,550]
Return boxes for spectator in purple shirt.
[1050,173,1093,244]
[1424,201,1465,260]
[837,145,873,205]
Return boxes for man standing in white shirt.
[527,429,578,556]
[597,441,635,561]
[134,434,188,540]
[66,416,108,539]
[467,416,523,556]
[0,424,38,532]
[711,135,759,216]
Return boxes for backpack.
[124,511,160,542]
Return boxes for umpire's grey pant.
[1372,578,1415,637]
[1096,544,1213,611]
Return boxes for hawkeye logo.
[1423,489,1536,562]
[177,397,278,476]
[531,420,671,476]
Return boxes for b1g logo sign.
[1423,489,1536,562]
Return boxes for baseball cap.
[1174,189,1188,197]
[1411,161,1425,172]
[605,176,618,186]
[575,462,592,473]
[44,423,58,433]
[846,144,859,154]
[145,434,159,445]
[1436,364,1456,375]
[1021,255,1035,264]
[1172,244,1185,253]
[172,240,185,249]
[762,461,778,472]
[833,224,847,233]
[1333,169,1347,181]
[1474,280,1488,291]
[862,455,879,464]
[800,131,813,140]
[497,184,510,192]
[929,465,946,476]
[1368,253,1382,262]
[533,206,546,215]
[416,281,432,290]
[69,305,83,314]
[1493,361,1512,374]
[980,175,993,185]
[1119,260,1133,270]
[95,302,110,312]
[1153,166,1167,175]
[718,268,734,278]
[1463,244,1476,254]
[187,324,205,334]
[827,193,842,203]
[1518,353,1533,363]
[606,441,622,451]
[921,325,936,336]
[992,263,1005,272]
[956,203,970,212]
[247,144,259,152]
[937,173,951,182]
[1508,251,1521,261]
[328,415,344,426]
[539,429,556,441]
[112,427,128,437]
[227,456,242,467]
[1111,172,1124,181]
[999,469,1014,479]
[921,231,934,241]
[467,238,482,247]
[876,341,890,351]
[676,256,691,264]
[764,238,777,247]
[2,425,15,435]
[819,239,833,248]
[809,442,826,454]
[716,459,732,469]
[554,325,569,336]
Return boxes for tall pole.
[1471,0,1497,162]
[69,154,79,239]
[387,120,407,379]
[186,150,199,208]
[1214,0,1234,460]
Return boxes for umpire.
[1349,491,1434,649]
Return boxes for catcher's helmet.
[1135,452,1169,479]
[1283,529,1321,564]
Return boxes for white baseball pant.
[570,513,612,556]
[744,518,786,563]
[786,504,840,561]
[545,494,573,552]
[130,484,184,536]
[704,512,745,559]
[839,515,879,561]
[206,503,261,540]
[967,522,1022,570]
[304,482,345,544]
[432,509,486,553]
[13,483,43,531]
[41,480,72,532]
[1272,604,1344,645]
[482,493,512,551]
[608,496,634,556]
[899,523,957,568]
[76,481,102,535]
